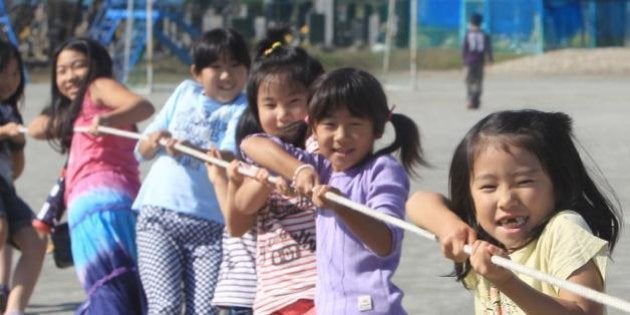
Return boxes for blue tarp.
[417,0,629,51]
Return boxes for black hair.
[191,28,251,73]
[0,38,26,113]
[234,108,262,158]
[44,37,113,153]
[470,13,483,26]
[448,109,621,283]
[308,67,426,175]
[242,31,324,145]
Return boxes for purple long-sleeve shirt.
[246,135,408,314]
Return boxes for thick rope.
[30,125,630,313]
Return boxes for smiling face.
[192,52,248,104]
[55,49,89,101]
[256,75,308,136]
[0,57,21,102]
[313,106,376,172]
[470,141,555,251]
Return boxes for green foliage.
[311,47,522,73]
[29,47,523,85]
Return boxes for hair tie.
[387,104,396,121]
[263,41,282,56]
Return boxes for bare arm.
[231,177,271,216]
[89,77,155,126]
[240,136,303,179]
[223,178,261,236]
[241,136,320,197]
[0,122,25,143]
[11,149,25,180]
[0,122,26,179]
[243,136,393,254]
[500,262,604,315]
[137,130,170,160]
[472,241,604,315]
[207,153,257,237]
[406,191,476,262]
[27,114,51,140]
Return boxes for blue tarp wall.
[417,0,629,53]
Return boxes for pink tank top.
[65,89,141,198]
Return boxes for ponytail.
[374,113,427,176]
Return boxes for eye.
[477,183,496,191]
[262,103,275,109]
[517,179,534,186]
[71,60,88,69]
[350,121,365,127]
[289,98,305,107]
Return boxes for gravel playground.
[15,68,630,314]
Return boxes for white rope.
[325,193,630,313]
[50,125,630,313]
[73,126,260,178]
[462,244,630,313]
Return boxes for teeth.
[500,217,526,227]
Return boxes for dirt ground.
[490,47,630,75]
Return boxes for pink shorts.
[271,299,315,315]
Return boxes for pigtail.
[374,113,427,176]
[544,112,621,253]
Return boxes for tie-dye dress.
[64,91,145,314]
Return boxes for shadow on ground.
[26,302,81,314]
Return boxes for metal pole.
[382,0,396,81]
[123,0,134,83]
[410,0,418,90]
[146,0,154,93]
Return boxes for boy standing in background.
[462,13,493,109]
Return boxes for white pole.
[146,0,154,93]
[410,0,418,90]
[123,0,134,83]
[383,0,396,82]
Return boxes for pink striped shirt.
[252,193,317,314]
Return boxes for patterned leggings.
[137,206,223,315]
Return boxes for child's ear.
[190,65,200,81]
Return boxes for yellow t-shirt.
[464,210,609,315]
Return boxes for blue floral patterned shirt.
[132,80,246,222]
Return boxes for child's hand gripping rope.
[38,125,630,314]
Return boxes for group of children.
[0,23,622,315]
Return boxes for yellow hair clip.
[263,41,282,56]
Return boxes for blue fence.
[417,0,630,53]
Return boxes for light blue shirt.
[132,80,246,223]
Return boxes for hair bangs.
[193,29,250,71]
